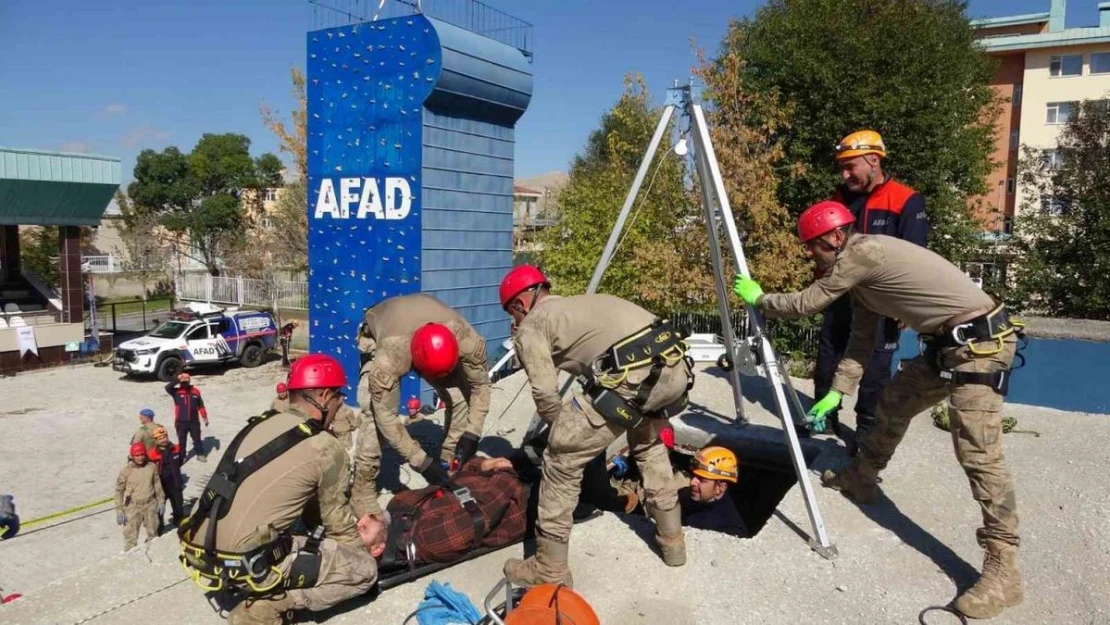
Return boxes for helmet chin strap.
[303,392,332,421]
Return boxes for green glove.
[807,391,842,433]
[732,275,764,307]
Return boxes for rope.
[931,407,1040,437]
[1,497,115,539]
[70,577,190,625]
[918,605,968,625]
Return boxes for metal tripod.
[585,84,835,559]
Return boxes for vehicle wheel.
[157,356,184,382]
[716,353,734,372]
[241,344,264,368]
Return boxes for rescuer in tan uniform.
[130,408,164,452]
[733,201,1025,620]
[178,354,384,625]
[116,441,165,551]
[498,265,693,587]
[270,382,290,413]
[352,293,491,516]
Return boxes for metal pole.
[688,103,836,559]
[585,104,676,294]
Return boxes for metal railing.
[81,255,120,274]
[175,273,309,310]
[308,0,532,55]
[85,298,174,337]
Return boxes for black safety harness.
[920,304,1028,396]
[178,411,326,595]
[581,318,694,429]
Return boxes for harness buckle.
[950,323,974,346]
[452,487,475,507]
[241,551,270,580]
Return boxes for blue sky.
[0,0,1102,182]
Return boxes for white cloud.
[104,103,127,115]
[122,125,171,148]
[60,141,94,153]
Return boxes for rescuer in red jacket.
[166,373,209,464]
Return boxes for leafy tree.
[19,227,61,288]
[1010,100,1110,319]
[127,134,281,276]
[719,0,1000,263]
[114,190,170,298]
[537,75,712,312]
[261,67,308,183]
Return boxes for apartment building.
[973,0,1110,232]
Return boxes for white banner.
[16,326,38,358]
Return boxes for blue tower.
[306,4,534,403]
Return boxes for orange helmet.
[152,426,169,444]
[834,130,887,160]
[692,446,739,484]
[505,584,600,625]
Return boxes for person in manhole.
[498,264,694,587]
[733,200,1025,620]
[351,293,492,517]
[178,354,381,625]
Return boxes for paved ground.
[1,360,1107,624]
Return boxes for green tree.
[19,227,61,288]
[127,134,282,276]
[537,75,711,312]
[719,0,999,263]
[1010,100,1110,319]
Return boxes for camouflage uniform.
[270,396,290,413]
[352,293,490,517]
[115,459,164,550]
[508,294,692,585]
[759,233,1022,616]
[188,408,376,625]
[131,421,165,452]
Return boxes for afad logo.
[313,177,413,220]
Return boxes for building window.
[1046,101,1077,124]
[1006,178,1015,194]
[1013,85,1022,107]
[1042,149,1064,171]
[1049,54,1083,77]
[260,217,274,229]
[1040,195,1069,215]
[1009,131,1019,151]
[1092,52,1110,74]
[1003,216,1014,235]
[263,188,278,202]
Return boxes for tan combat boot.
[228,594,296,625]
[820,460,879,505]
[954,539,1023,619]
[504,536,574,588]
[651,504,686,567]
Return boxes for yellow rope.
[931,405,1039,437]
[1,497,115,537]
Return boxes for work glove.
[609,455,630,479]
[416,456,448,486]
[453,433,480,468]
[157,503,165,517]
[807,391,842,434]
[732,275,764,307]
[116,511,126,526]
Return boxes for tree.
[114,190,170,298]
[1010,100,1110,319]
[261,67,308,183]
[537,75,711,311]
[718,0,1000,263]
[268,182,309,273]
[18,227,61,288]
[127,134,282,276]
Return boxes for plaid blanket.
[387,458,528,564]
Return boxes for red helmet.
[410,323,459,379]
[287,353,347,390]
[499,265,549,310]
[798,201,855,243]
[129,442,147,457]
[276,382,288,394]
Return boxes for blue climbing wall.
[307,15,533,403]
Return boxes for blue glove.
[807,391,842,433]
[609,455,630,479]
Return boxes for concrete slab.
[1,361,1107,624]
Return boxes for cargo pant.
[123,498,160,550]
[428,384,476,463]
[855,334,1019,548]
[228,537,378,625]
[536,362,689,546]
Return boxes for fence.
[85,297,174,337]
[669,310,821,360]
[175,274,309,310]
[81,255,120,274]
